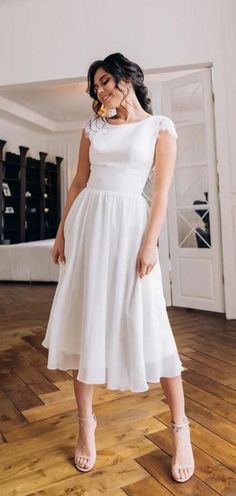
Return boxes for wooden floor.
[0,281,236,496]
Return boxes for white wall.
[43,130,81,205]
[0,0,223,86]
[217,2,236,319]
[0,116,77,211]
[0,0,235,318]
[0,117,45,156]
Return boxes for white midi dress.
[42,113,184,393]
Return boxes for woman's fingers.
[59,254,66,264]
[51,248,66,265]
[136,256,141,274]
[50,248,58,264]
[138,260,156,277]
[145,264,153,275]
[139,260,148,278]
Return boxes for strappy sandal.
[170,415,195,482]
[74,411,97,472]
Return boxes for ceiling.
[0,68,205,133]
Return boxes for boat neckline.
[104,115,156,127]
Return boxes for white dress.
[42,114,184,393]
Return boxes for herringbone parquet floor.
[0,281,236,495]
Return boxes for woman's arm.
[136,130,177,278]
[142,130,177,246]
[51,129,91,264]
[57,129,91,237]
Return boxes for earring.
[97,104,106,117]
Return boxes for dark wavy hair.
[86,52,153,123]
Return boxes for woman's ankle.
[171,414,188,424]
[78,409,94,418]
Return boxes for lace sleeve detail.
[84,119,91,139]
[143,115,178,195]
[157,115,178,139]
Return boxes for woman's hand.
[136,242,158,278]
[51,226,66,265]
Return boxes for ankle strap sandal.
[170,415,195,483]
[171,415,190,432]
[77,411,97,422]
[74,411,97,473]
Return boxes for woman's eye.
[94,79,109,94]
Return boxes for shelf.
[4,160,20,166]
[3,195,20,200]
[25,196,40,200]
[0,143,62,244]
[3,177,20,182]
[3,211,20,215]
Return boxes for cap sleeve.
[156,115,178,139]
[84,118,92,140]
[83,117,104,141]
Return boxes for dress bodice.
[84,114,178,195]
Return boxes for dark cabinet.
[0,139,63,244]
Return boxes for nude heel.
[170,415,195,482]
[74,411,97,472]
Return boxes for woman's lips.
[103,94,111,102]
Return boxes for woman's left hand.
[136,242,158,278]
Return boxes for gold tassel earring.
[98,103,106,117]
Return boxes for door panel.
[161,69,224,312]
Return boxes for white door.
[161,69,225,312]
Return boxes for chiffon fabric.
[42,114,184,392]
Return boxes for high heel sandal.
[74,411,97,472]
[170,415,195,482]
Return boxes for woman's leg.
[160,375,195,481]
[72,370,97,470]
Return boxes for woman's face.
[93,68,130,108]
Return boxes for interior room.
[0,0,236,494]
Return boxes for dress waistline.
[85,186,143,197]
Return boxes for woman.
[42,52,195,482]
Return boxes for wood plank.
[22,389,167,423]
[16,341,71,383]
[181,349,236,378]
[182,396,236,445]
[23,332,49,357]
[122,476,174,495]
[19,460,148,496]
[38,380,158,406]
[182,370,236,406]
[136,449,216,495]
[0,411,166,467]
[0,388,26,432]
[180,354,236,389]
[0,350,44,411]
[0,418,163,495]
[184,381,236,422]
[0,284,236,496]
[148,413,236,495]
[186,337,236,365]
[13,352,58,395]
[152,412,236,473]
